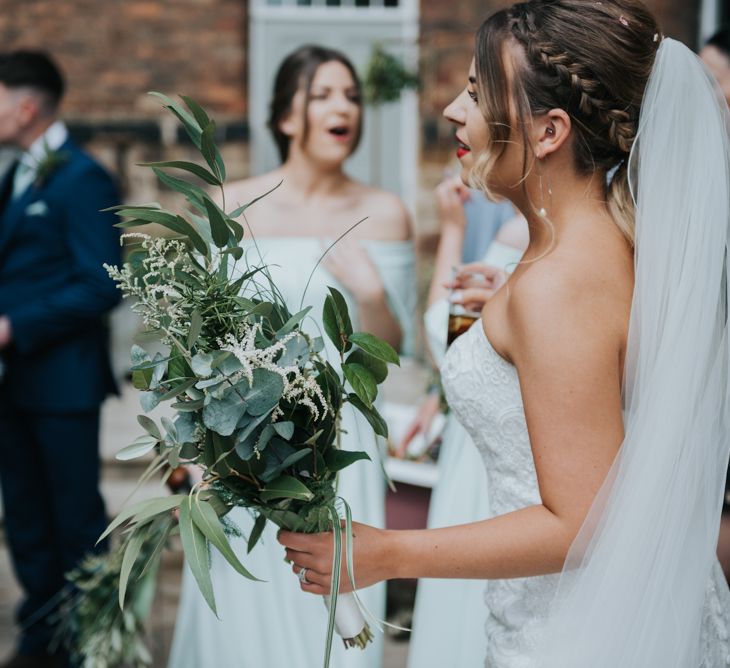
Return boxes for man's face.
[0,83,30,147]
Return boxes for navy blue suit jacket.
[0,138,122,412]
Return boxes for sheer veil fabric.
[531,39,730,667]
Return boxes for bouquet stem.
[324,592,373,649]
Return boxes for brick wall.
[0,0,704,201]
[0,0,247,119]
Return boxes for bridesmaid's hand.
[435,176,470,232]
[395,392,441,458]
[446,262,508,312]
[278,521,393,595]
[321,237,385,305]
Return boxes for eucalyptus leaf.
[139,160,221,187]
[272,421,295,440]
[98,495,186,544]
[276,307,312,339]
[277,334,310,368]
[188,310,203,349]
[203,197,231,248]
[179,498,217,615]
[152,167,207,213]
[140,390,163,413]
[202,381,249,436]
[137,415,161,440]
[172,398,205,412]
[191,352,215,377]
[247,513,267,554]
[244,368,285,416]
[116,434,158,461]
[156,378,198,403]
[118,528,148,609]
[190,498,259,581]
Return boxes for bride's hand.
[278,521,392,595]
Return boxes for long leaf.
[140,160,221,186]
[228,180,283,218]
[190,497,260,581]
[203,197,231,248]
[116,434,158,461]
[98,495,186,544]
[152,168,207,213]
[179,497,217,615]
[247,513,267,554]
[148,92,202,148]
[187,309,203,349]
[118,528,148,609]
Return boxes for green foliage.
[97,93,402,668]
[363,45,420,106]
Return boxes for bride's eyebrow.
[468,76,477,87]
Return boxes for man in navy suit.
[0,51,121,668]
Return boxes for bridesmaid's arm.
[279,267,626,590]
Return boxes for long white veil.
[533,38,730,667]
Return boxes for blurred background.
[0,0,726,666]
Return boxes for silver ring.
[298,567,309,585]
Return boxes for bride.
[279,1,730,666]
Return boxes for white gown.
[440,322,730,668]
[168,237,416,668]
[407,241,523,668]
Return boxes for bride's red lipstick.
[455,134,471,159]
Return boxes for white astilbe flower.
[104,235,196,344]
[218,323,329,420]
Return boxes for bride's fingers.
[291,563,332,593]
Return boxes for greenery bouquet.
[93,94,398,667]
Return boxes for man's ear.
[534,108,571,159]
[17,94,41,128]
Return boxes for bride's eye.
[468,89,478,103]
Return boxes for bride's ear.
[533,109,571,159]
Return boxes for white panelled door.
[249,0,419,213]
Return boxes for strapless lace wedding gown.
[441,322,730,668]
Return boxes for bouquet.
[95,93,398,668]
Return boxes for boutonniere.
[34,143,68,189]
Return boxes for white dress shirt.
[12,120,69,199]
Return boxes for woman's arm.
[279,268,626,592]
[426,177,471,308]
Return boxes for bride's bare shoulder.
[348,182,411,242]
[507,243,632,364]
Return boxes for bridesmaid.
[167,45,416,668]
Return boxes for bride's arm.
[279,269,626,591]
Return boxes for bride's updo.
[473,0,661,244]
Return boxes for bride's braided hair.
[472,0,660,244]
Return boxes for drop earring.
[538,171,552,217]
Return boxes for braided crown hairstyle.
[473,0,661,244]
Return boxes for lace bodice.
[441,322,730,667]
